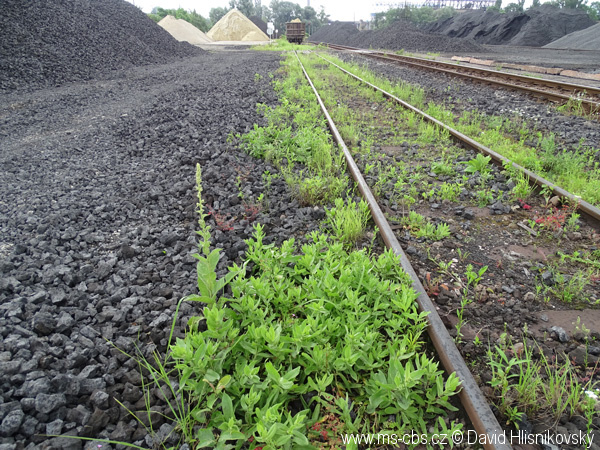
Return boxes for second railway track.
[317,43,600,120]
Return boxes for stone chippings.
[0,0,202,93]
[309,20,484,53]
[0,50,304,448]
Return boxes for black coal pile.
[544,22,600,50]
[0,0,202,92]
[309,20,484,53]
[249,15,268,34]
[425,5,595,47]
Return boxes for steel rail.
[293,50,512,450]
[319,43,600,118]
[316,53,600,223]
[325,43,600,97]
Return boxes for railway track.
[313,52,600,224]
[294,50,511,450]
[294,49,600,450]
[316,43,600,120]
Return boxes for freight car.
[286,20,305,44]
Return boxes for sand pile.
[208,9,269,41]
[544,22,600,50]
[425,5,595,47]
[158,15,213,45]
[308,21,484,53]
[0,0,201,92]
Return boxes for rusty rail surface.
[316,53,600,224]
[293,50,512,450]
[317,43,600,119]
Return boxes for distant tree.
[548,0,587,7]
[150,7,211,31]
[261,0,328,35]
[564,0,587,8]
[229,0,255,17]
[587,1,600,18]
[317,6,330,24]
[270,0,303,32]
[488,0,503,11]
[258,6,273,21]
[254,0,263,16]
[530,0,541,7]
[433,6,457,21]
[410,6,436,24]
[386,7,406,24]
[252,0,273,22]
[210,7,229,24]
[301,6,319,35]
[504,0,525,12]
[372,5,454,28]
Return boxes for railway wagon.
[286,21,305,44]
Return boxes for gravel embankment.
[0,51,329,449]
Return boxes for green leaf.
[196,428,216,447]
[221,393,234,420]
[292,430,310,446]
[204,369,220,383]
[217,375,232,391]
[265,362,281,383]
[219,430,246,441]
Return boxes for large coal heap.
[249,15,268,35]
[544,22,600,50]
[0,0,202,92]
[309,21,484,54]
[425,5,595,47]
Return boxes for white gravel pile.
[158,15,213,45]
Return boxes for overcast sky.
[126,0,541,22]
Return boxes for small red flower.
[522,203,531,210]
[248,436,254,443]
[321,430,328,440]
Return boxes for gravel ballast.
[0,0,201,93]
[0,51,309,448]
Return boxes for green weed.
[487,337,597,430]
[325,198,371,246]
[464,154,491,175]
[169,225,462,447]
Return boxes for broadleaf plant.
[168,223,463,448]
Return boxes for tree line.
[487,0,599,19]
[372,0,599,29]
[148,0,330,36]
